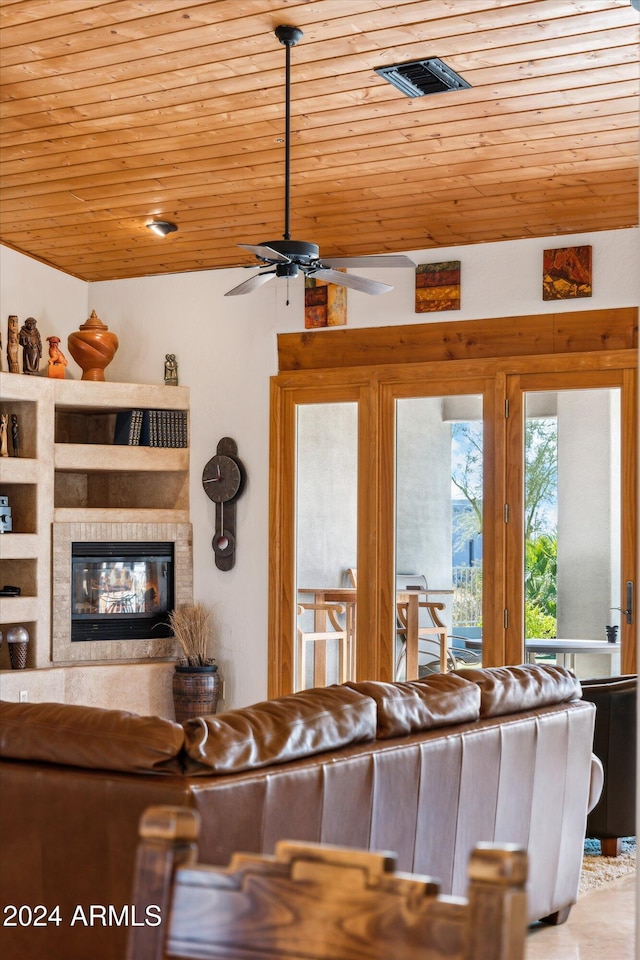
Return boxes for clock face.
[202,454,242,503]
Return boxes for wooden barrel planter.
[172,662,222,722]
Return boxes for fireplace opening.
[71,542,174,642]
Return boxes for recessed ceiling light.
[147,220,178,237]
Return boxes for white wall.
[1,229,638,708]
[0,249,88,340]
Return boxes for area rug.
[579,837,636,894]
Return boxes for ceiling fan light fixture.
[147,220,178,237]
[224,26,416,299]
[375,58,470,97]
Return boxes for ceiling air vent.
[375,58,470,97]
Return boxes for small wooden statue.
[19,317,42,375]
[11,414,19,457]
[46,336,68,379]
[164,353,178,386]
[6,316,19,373]
[0,414,8,458]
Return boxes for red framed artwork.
[543,245,592,300]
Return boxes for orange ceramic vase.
[67,310,119,381]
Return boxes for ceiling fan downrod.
[275,25,303,242]
[223,24,414,298]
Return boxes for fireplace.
[52,521,192,663]
[71,542,174,642]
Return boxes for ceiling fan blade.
[224,271,276,297]
[310,268,393,295]
[238,243,291,263]
[320,254,415,269]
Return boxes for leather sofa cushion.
[0,700,185,773]
[454,664,582,717]
[347,674,480,739]
[182,685,376,774]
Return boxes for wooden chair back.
[296,601,350,687]
[127,806,528,960]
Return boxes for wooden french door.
[379,377,498,679]
[269,311,637,697]
[504,368,637,676]
[268,379,377,696]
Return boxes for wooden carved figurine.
[0,414,8,458]
[164,353,178,386]
[18,317,42,375]
[46,336,68,379]
[6,316,19,373]
[11,414,19,457]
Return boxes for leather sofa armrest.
[588,753,604,814]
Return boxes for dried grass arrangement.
[168,602,216,668]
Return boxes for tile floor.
[526,873,636,959]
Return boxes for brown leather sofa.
[0,665,602,960]
[580,674,636,856]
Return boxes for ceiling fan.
[224,25,415,298]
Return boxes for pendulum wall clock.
[202,437,246,571]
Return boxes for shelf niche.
[0,620,36,671]
[54,471,188,511]
[0,483,37,533]
[0,558,37,596]
[0,399,38,458]
[55,409,118,445]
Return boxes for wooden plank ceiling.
[1,0,638,282]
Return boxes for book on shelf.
[114,409,187,447]
[140,409,188,448]
[114,409,144,445]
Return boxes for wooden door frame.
[268,378,376,697]
[269,310,637,696]
[379,377,500,673]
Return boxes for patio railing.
[452,565,482,627]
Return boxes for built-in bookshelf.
[0,372,190,672]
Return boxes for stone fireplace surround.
[53,521,193,663]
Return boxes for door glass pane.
[395,394,483,679]
[524,388,622,678]
[295,402,358,691]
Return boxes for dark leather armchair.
[580,675,636,856]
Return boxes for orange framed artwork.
[304,274,347,328]
[415,261,461,312]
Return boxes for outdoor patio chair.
[296,601,351,688]
[396,573,481,676]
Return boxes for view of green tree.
[524,599,557,639]
[525,534,557,637]
[525,534,557,616]
[524,419,557,539]
[451,418,558,634]
[451,422,482,550]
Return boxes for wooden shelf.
[0,458,38,482]
[54,443,189,472]
[0,596,39,622]
[54,507,190,524]
[53,379,189,412]
[0,533,40,558]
